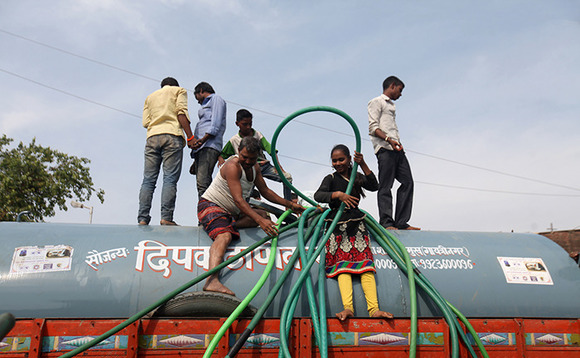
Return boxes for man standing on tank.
[138,77,195,226]
[190,82,227,199]
[368,76,420,230]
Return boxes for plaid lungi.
[197,198,240,241]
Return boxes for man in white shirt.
[368,76,420,230]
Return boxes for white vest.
[201,156,255,216]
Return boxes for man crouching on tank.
[198,136,305,295]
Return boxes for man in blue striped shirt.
[190,82,227,199]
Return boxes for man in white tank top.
[198,136,305,296]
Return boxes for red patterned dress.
[314,172,379,278]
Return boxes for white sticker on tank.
[497,257,553,285]
[9,245,74,274]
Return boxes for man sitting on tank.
[197,136,305,295]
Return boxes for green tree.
[0,134,105,222]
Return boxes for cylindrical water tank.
[0,222,578,319]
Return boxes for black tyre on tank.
[153,291,257,318]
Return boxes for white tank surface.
[0,222,578,319]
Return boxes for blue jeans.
[193,147,220,199]
[138,134,184,224]
[260,162,293,200]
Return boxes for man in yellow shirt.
[139,77,195,226]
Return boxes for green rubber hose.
[279,208,342,358]
[420,274,489,358]
[373,221,486,358]
[270,106,361,207]
[365,218,460,358]
[280,208,330,357]
[293,207,327,346]
[271,106,410,358]
[226,212,326,358]
[367,213,487,358]
[361,216,471,357]
[364,214,418,357]
[203,210,292,358]
[0,313,15,341]
[317,231,328,358]
[272,106,363,358]
[295,207,323,344]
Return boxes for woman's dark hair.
[331,144,366,198]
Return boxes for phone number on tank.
[374,258,474,270]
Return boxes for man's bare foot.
[404,225,421,230]
[372,310,394,319]
[335,309,354,321]
[385,226,397,230]
[203,279,236,296]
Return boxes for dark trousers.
[376,148,414,229]
[193,147,220,199]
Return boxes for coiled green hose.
[270,106,361,207]
[270,106,418,358]
[270,105,488,358]
[279,207,337,357]
[272,106,362,358]
[226,211,326,358]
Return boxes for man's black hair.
[194,82,215,94]
[382,76,404,91]
[236,109,253,122]
[161,77,179,87]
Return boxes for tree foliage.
[0,134,105,222]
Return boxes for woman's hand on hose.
[336,192,359,208]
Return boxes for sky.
[1,1,579,233]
